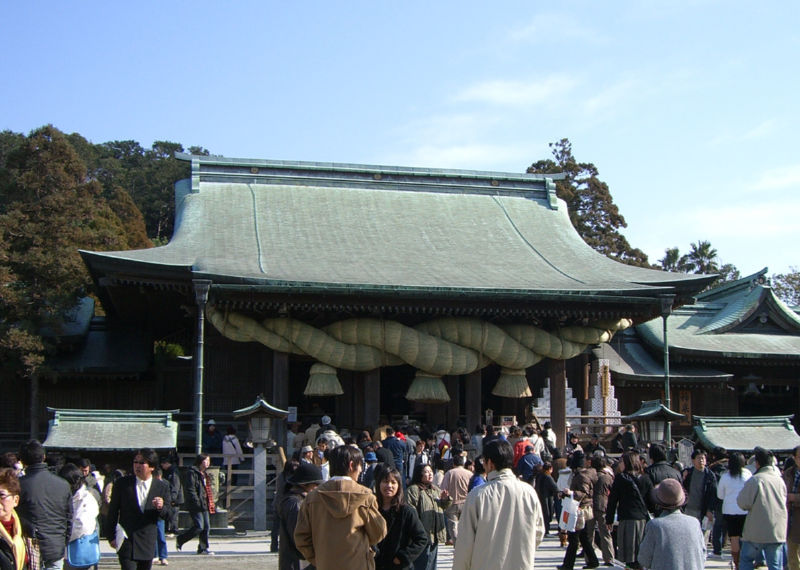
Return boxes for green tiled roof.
[81,156,713,303]
[48,319,150,377]
[693,415,800,452]
[233,396,289,419]
[43,409,179,451]
[637,269,800,361]
[625,399,685,421]
[593,329,731,384]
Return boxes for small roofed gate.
[42,408,180,475]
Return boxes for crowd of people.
[0,439,218,570]
[279,416,800,570]
[2,417,800,570]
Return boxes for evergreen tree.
[659,247,681,272]
[527,139,649,266]
[0,126,149,383]
[772,268,800,306]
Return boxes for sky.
[2,1,798,276]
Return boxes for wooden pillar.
[272,351,289,449]
[465,370,481,433]
[446,376,460,429]
[548,359,567,450]
[364,369,380,430]
[336,370,354,429]
[426,403,446,430]
[353,373,365,429]
[582,353,591,409]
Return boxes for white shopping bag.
[558,496,579,532]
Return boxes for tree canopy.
[69,137,202,241]
[527,138,650,267]
[0,126,152,379]
[772,268,800,306]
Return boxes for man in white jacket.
[453,439,545,570]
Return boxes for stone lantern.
[624,399,684,447]
[233,395,289,531]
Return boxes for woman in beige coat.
[406,464,450,570]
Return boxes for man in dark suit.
[104,448,171,570]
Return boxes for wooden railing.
[178,449,285,526]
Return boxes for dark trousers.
[712,503,727,555]
[562,526,599,569]
[117,539,153,570]
[177,510,210,552]
[164,503,180,534]
[413,542,438,570]
[270,503,280,552]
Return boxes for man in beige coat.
[453,439,545,570]
[295,445,386,569]
[737,447,787,570]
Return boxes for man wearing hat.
[638,478,706,569]
[583,434,606,456]
[300,446,314,464]
[361,451,379,490]
[315,415,337,441]
[202,419,223,466]
[278,463,323,570]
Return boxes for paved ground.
[96,532,736,569]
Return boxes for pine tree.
[527,139,649,266]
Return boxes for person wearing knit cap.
[279,463,323,570]
[361,452,379,490]
[637,479,706,570]
[300,446,314,464]
[315,416,337,441]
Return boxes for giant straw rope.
[207,306,630,400]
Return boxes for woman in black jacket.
[605,451,649,569]
[535,462,559,536]
[374,466,427,570]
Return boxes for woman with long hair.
[59,463,100,569]
[719,452,752,569]
[606,451,649,569]
[558,451,599,570]
[373,467,427,570]
[405,464,450,570]
[222,426,245,486]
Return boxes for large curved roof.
[81,155,713,305]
